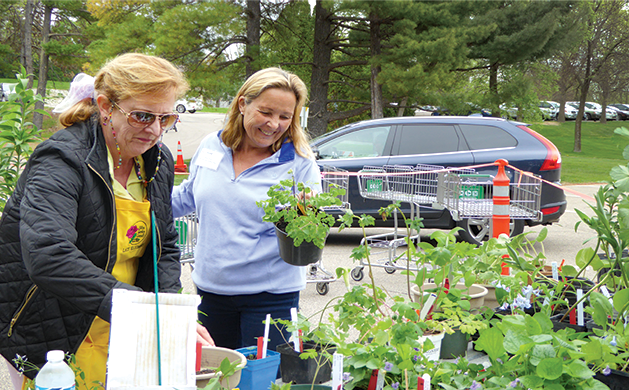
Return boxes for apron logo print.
[126,221,148,245]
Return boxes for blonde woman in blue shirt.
[172,68,320,350]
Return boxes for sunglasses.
[111,101,179,131]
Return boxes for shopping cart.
[307,165,351,295]
[174,212,198,264]
[350,164,442,282]
[437,169,543,222]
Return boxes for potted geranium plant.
[256,170,345,266]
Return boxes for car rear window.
[458,124,517,150]
[394,125,462,155]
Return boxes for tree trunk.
[21,0,35,89]
[245,0,261,78]
[369,11,383,119]
[574,41,594,153]
[34,3,53,131]
[489,62,500,118]
[308,0,333,138]
[397,97,408,117]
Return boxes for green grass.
[529,121,628,184]
[199,107,229,113]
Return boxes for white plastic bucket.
[417,332,445,361]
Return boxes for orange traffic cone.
[174,141,188,173]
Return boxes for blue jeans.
[197,289,300,350]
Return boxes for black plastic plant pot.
[550,312,591,333]
[594,368,629,390]
[276,341,335,384]
[440,329,469,359]
[536,277,595,307]
[275,226,324,266]
[562,277,595,306]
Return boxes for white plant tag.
[331,353,344,390]
[375,369,384,390]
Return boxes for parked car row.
[415,100,627,122]
[311,116,566,245]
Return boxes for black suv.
[311,116,566,245]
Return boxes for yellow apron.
[72,196,151,390]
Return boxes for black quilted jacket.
[0,116,182,378]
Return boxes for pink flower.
[126,225,138,239]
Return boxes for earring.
[102,115,110,127]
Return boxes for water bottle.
[34,350,75,390]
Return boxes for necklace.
[133,142,163,186]
[111,125,123,170]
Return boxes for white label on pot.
[422,374,431,390]
[331,353,344,390]
[577,289,584,326]
[197,148,223,170]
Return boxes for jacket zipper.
[88,164,116,272]
[8,285,38,337]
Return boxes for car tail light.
[517,125,562,171]
[541,206,561,215]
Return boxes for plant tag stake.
[551,261,558,280]
[331,352,344,390]
[290,307,300,352]
[419,293,437,320]
[256,337,263,359]
[600,286,613,304]
[417,374,430,390]
[195,342,202,372]
[367,369,378,390]
[262,313,271,359]
[577,289,584,326]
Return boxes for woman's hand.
[197,323,215,346]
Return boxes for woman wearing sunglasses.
[172,67,319,352]
[0,53,213,389]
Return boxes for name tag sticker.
[196,149,223,170]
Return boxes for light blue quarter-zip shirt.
[172,131,321,295]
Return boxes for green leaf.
[566,359,595,379]
[610,165,629,192]
[474,327,505,360]
[575,247,596,270]
[529,344,555,366]
[519,375,544,389]
[614,126,629,137]
[504,329,533,355]
[613,289,629,314]
[561,265,578,277]
[536,357,563,380]
[536,227,548,242]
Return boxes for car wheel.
[457,218,524,246]
[189,109,196,114]
[176,104,186,113]
[586,113,592,121]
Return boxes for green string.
[151,209,162,385]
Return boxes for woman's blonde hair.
[59,53,189,127]
[222,67,312,158]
